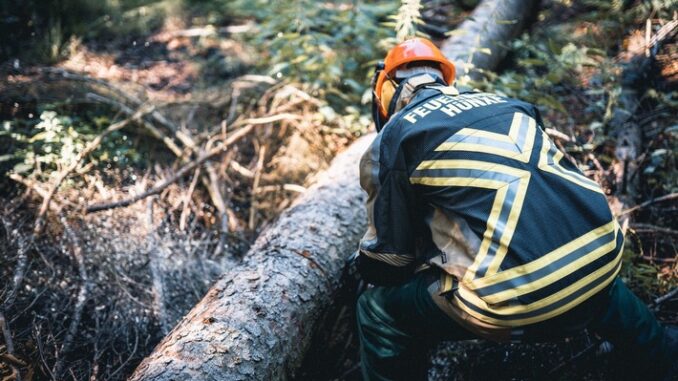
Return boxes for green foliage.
[0,0,174,63]
[469,33,614,121]
[217,0,450,133]
[619,245,675,299]
[392,0,424,42]
[225,0,395,112]
[2,106,140,181]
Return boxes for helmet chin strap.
[386,73,447,118]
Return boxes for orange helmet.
[374,38,456,119]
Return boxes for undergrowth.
[0,1,676,380]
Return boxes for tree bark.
[441,0,537,80]
[129,135,373,380]
[129,1,538,380]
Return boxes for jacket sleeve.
[530,104,546,130]
[357,136,417,286]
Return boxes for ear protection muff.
[379,79,397,117]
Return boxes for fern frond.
[394,0,422,42]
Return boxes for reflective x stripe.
[411,160,531,280]
[410,111,619,326]
[537,131,604,194]
[452,240,622,326]
[435,112,536,163]
[470,221,619,304]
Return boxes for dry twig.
[52,216,90,379]
[179,168,201,231]
[203,160,229,256]
[248,145,267,230]
[629,223,678,235]
[33,106,155,235]
[618,192,678,216]
[85,93,184,157]
[86,125,254,213]
[0,353,27,368]
[653,287,678,307]
[8,174,76,210]
[146,199,169,334]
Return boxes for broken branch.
[86,125,254,213]
[33,105,155,235]
[618,192,678,216]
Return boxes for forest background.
[0,0,676,380]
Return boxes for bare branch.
[618,193,678,216]
[86,125,254,213]
[146,199,169,335]
[33,106,156,235]
[248,145,267,230]
[629,223,678,236]
[179,168,201,231]
[653,287,678,307]
[52,216,90,379]
[85,93,184,157]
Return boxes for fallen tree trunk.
[129,135,373,380]
[129,1,537,380]
[441,0,537,80]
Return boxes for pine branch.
[395,0,423,42]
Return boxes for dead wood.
[52,216,90,379]
[653,287,678,307]
[0,353,27,368]
[179,168,201,231]
[248,144,267,230]
[85,125,254,213]
[0,312,22,381]
[440,0,538,80]
[618,192,678,217]
[146,199,170,335]
[33,106,156,235]
[610,19,677,228]
[128,134,373,381]
[84,92,184,157]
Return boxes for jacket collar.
[388,73,443,116]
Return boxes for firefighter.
[355,37,676,381]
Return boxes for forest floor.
[1,1,677,380]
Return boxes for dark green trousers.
[356,272,675,381]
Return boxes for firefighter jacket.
[357,86,624,336]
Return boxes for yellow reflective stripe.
[464,186,509,281]
[484,175,530,275]
[480,229,618,304]
[435,112,535,163]
[440,273,454,295]
[454,246,622,326]
[462,245,621,314]
[538,133,604,194]
[520,116,536,162]
[508,112,521,141]
[435,142,522,161]
[410,177,505,189]
[466,220,618,289]
[506,113,535,163]
[415,159,526,177]
[412,159,531,281]
[456,128,514,143]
